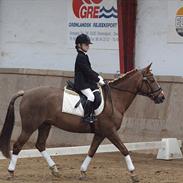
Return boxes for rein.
[109,85,137,95]
[104,71,162,114]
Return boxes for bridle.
[138,73,162,100]
[109,70,162,99]
[104,70,163,117]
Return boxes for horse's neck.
[111,73,141,114]
[112,89,136,114]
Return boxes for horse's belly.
[52,113,91,133]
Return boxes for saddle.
[62,80,104,117]
[65,80,86,109]
[66,80,101,110]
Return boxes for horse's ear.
[147,62,152,70]
[144,62,152,73]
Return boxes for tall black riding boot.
[83,100,96,123]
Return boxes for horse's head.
[138,63,165,104]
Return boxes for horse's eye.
[149,78,155,82]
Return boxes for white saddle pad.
[62,86,104,117]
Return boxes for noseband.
[139,73,162,99]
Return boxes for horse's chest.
[98,114,123,133]
[114,116,123,130]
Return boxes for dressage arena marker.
[0,138,182,160]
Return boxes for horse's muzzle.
[154,91,165,104]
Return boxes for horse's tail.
[0,90,24,159]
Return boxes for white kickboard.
[157,138,183,160]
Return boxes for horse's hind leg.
[35,122,60,177]
[80,134,104,179]
[8,130,33,179]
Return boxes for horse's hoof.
[7,171,14,180]
[131,174,140,183]
[50,165,60,178]
[79,171,88,181]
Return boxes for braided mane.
[109,69,138,85]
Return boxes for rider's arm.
[77,55,100,82]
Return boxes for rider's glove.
[98,75,105,86]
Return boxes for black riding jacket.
[74,50,99,91]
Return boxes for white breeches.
[81,88,95,102]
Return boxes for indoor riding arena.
[0,0,183,183]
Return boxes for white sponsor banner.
[168,0,183,43]
[67,0,118,49]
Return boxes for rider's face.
[81,43,89,52]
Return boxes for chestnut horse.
[0,64,165,182]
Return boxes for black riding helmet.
[75,34,92,45]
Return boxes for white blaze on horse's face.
[140,64,165,104]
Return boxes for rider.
[74,33,105,123]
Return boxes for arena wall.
[0,0,119,73]
[0,68,182,148]
[135,0,183,76]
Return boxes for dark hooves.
[131,174,140,183]
[79,171,88,181]
[7,171,14,180]
[50,165,61,178]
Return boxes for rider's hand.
[98,76,105,86]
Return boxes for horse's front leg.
[80,134,105,179]
[107,131,139,183]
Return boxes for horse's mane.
[109,69,138,85]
